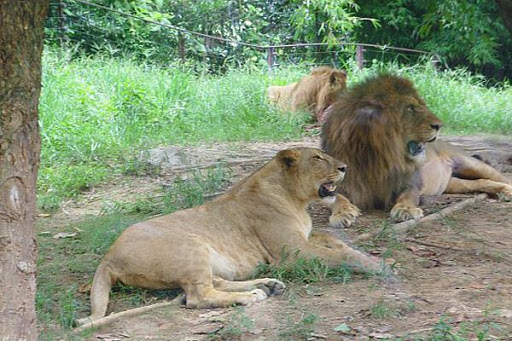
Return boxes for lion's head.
[268,67,347,123]
[295,67,348,121]
[274,148,347,201]
[321,74,442,209]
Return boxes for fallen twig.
[74,295,184,333]
[392,193,488,239]
[404,237,466,251]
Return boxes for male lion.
[322,74,512,223]
[267,66,347,122]
[77,148,382,325]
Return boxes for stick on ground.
[74,295,184,333]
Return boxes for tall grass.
[38,51,309,209]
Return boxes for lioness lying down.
[77,148,382,325]
[322,73,512,223]
[267,66,347,122]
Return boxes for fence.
[45,0,440,72]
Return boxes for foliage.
[290,0,378,46]
[45,0,512,78]
[356,0,512,78]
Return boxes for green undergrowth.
[253,253,353,285]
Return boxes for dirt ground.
[42,135,512,340]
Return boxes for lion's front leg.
[297,236,383,273]
[327,194,361,228]
[390,189,423,222]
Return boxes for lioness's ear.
[277,149,300,169]
[329,71,347,85]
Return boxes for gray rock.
[141,147,188,169]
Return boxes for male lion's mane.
[321,74,422,209]
[268,66,347,122]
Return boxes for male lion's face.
[398,95,443,161]
[277,148,347,199]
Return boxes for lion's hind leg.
[447,154,512,196]
[213,277,285,296]
[446,177,512,196]
[452,155,511,184]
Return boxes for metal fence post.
[57,0,68,48]
[267,46,275,74]
[178,31,186,63]
[356,44,364,69]
[431,54,441,70]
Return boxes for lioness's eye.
[313,155,323,160]
[407,104,415,112]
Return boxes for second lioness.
[77,148,382,325]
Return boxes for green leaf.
[333,323,351,332]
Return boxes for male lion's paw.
[390,204,423,222]
[256,278,286,296]
[329,203,361,228]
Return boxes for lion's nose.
[338,165,347,173]
[430,123,442,131]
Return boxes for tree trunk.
[0,1,49,340]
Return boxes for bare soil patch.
[38,135,512,340]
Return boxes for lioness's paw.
[250,288,268,301]
[501,185,512,197]
[329,203,361,228]
[257,278,286,296]
[390,204,423,222]
[74,317,91,327]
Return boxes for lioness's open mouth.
[319,182,337,197]
[407,141,426,157]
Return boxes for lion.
[267,66,347,122]
[321,73,512,224]
[76,148,383,325]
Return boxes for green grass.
[253,254,353,284]
[278,313,318,341]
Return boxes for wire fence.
[45,0,440,72]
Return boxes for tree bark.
[0,1,49,340]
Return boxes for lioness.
[268,66,347,122]
[322,73,512,223]
[77,148,382,325]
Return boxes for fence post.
[267,46,275,74]
[57,0,68,48]
[356,44,364,69]
[178,31,186,63]
[431,54,440,70]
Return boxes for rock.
[141,147,188,169]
